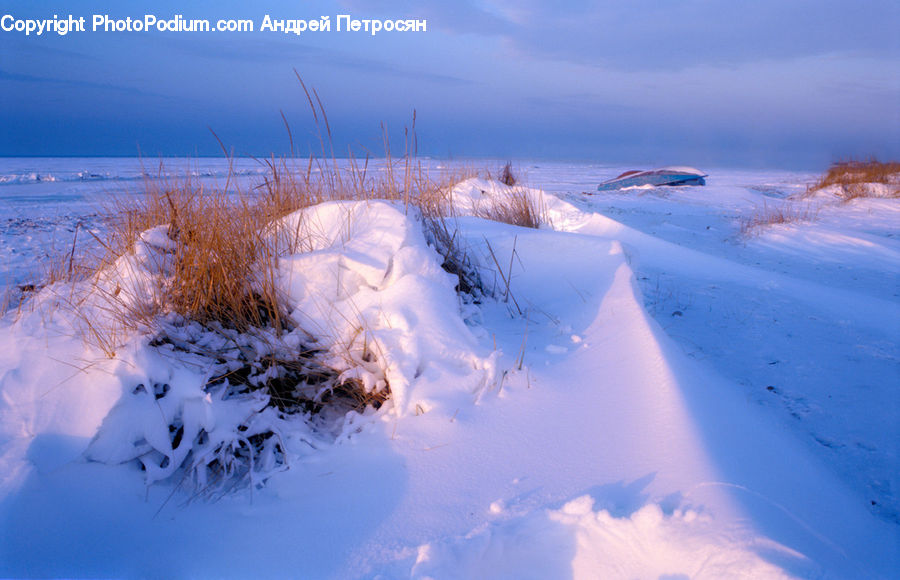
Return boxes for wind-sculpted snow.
[394,216,896,578]
[274,200,498,415]
[413,497,796,579]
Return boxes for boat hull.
[597,168,707,191]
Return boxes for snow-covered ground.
[0,158,897,578]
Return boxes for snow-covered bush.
[75,200,496,494]
[85,318,377,496]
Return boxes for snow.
[273,201,496,416]
[413,498,798,579]
[656,166,707,175]
[0,159,898,578]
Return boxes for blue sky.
[1,0,898,167]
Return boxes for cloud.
[474,0,899,70]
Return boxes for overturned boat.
[597,166,707,191]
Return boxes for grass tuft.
[499,161,516,186]
[807,159,900,200]
[740,201,819,236]
[475,185,547,229]
[96,173,288,334]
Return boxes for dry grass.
[426,216,485,299]
[104,178,288,332]
[807,159,900,200]
[473,163,547,228]
[474,185,547,229]
[740,201,819,236]
[499,161,516,186]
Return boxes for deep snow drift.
[0,159,897,578]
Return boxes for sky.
[1,0,898,168]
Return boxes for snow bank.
[275,200,496,415]
[0,297,127,496]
